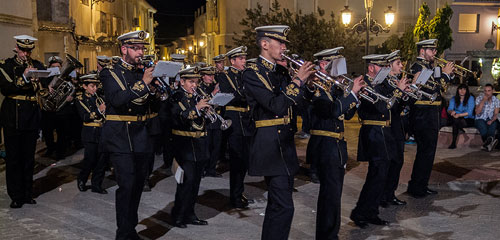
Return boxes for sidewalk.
[0,118,499,239]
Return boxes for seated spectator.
[447,84,475,149]
[475,84,500,151]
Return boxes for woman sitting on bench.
[447,84,475,149]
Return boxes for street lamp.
[341,0,396,55]
[199,41,204,47]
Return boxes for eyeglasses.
[126,46,147,52]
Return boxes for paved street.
[1,118,500,240]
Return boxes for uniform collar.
[259,55,276,71]
[85,92,92,97]
[14,55,24,65]
[416,57,430,65]
[181,87,194,98]
[119,58,135,71]
[229,66,240,74]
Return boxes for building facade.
[171,0,452,64]
[34,0,155,73]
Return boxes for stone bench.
[438,126,484,148]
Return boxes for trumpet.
[192,88,232,131]
[96,94,105,117]
[337,74,396,109]
[401,70,439,101]
[434,57,476,77]
[281,53,353,96]
[139,57,169,101]
[387,76,420,101]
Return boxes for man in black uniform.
[41,56,63,158]
[407,39,454,198]
[169,67,210,228]
[99,30,157,239]
[219,46,254,208]
[198,66,223,177]
[75,74,107,194]
[0,35,45,208]
[242,25,314,240]
[305,48,363,240]
[350,54,408,228]
[213,54,229,164]
[380,50,413,207]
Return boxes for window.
[99,12,107,33]
[458,14,479,33]
[84,58,90,74]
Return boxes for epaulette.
[76,94,83,101]
[104,65,114,70]
[0,59,5,64]
[247,64,258,71]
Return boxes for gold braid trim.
[255,72,273,91]
[110,71,126,90]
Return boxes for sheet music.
[328,57,348,77]
[208,93,235,106]
[26,70,51,78]
[372,67,391,85]
[173,159,184,184]
[153,61,184,78]
[47,67,61,77]
[416,69,434,85]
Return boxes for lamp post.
[341,0,395,55]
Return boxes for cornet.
[387,76,420,101]
[281,53,353,96]
[192,88,232,131]
[434,57,476,77]
[401,70,438,102]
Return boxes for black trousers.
[316,159,344,240]
[162,130,174,168]
[262,175,295,240]
[382,140,405,201]
[110,152,151,240]
[408,127,439,195]
[78,142,106,189]
[228,132,250,201]
[205,128,222,175]
[450,117,474,144]
[172,160,205,222]
[352,159,390,218]
[41,111,56,152]
[55,114,72,157]
[4,128,38,202]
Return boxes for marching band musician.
[305,47,363,240]
[219,46,254,209]
[380,50,414,207]
[0,35,45,209]
[407,39,454,198]
[96,55,112,73]
[350,54,408,228]
[242,25,315,240]
[75,74,107,194]
[198,66,223,177]
[99,30,159,239]
[169,67,210,228]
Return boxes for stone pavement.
[1,118,500,239]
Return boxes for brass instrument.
[96,94,105,117]
[401,70,438,102]
[192,88,232,131]
[281,53,353,96]
[337,74,396,109]
[387,76,419,101]
[139,57,169,101]
[40,54,82,112]
[434,57,475,77]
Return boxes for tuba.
[39,54,83,111]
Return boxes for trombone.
[434,57,476,77]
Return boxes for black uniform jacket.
[99,60,156,153]
[306,85,358,168]
[242,56,304,176]
[387,75,415,141]
[357,74,404,162]
[409,57,450,131]
[0,56,45,130]
[76,92,104,143]
[219,66,254,136]
[169,89,209,163]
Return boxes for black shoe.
[425,188,438,195]
[349,214,369,229]
[174,220,187,228]
[91,188,108,194]
[388,197,407,206]
[310,173,320,184]
[231,198,249,209]
[143,183,151,192]
[367,216,389,226]
[448,143,456,149]
[24,198,37,204]
[407,190,427,198]
[10,201,23,208]
[380,200,389,208]
[77,180,87,192]
[189,219,208,225]
[241,194,255,204]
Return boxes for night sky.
[146,0,206,46]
